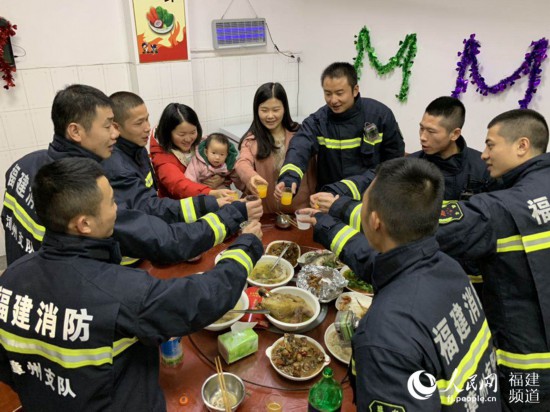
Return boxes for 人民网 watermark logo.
[407,370,437,400]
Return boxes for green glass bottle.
[308,367,343,412]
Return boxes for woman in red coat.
[150,103,234,199]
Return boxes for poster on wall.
[132,0,188,63]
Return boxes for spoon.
[228,308,270,314]
[275,214,291,229]
[269,243,291,270]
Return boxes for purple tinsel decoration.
[451,34,548,108]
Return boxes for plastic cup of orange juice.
[280,187,293,206]
[257,184,268,199]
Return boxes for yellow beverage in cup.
[257,184,268,199]
[266,401,282,411]
[281,188,293,205]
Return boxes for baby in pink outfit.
[184,133,241,190]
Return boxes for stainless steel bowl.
[201,372,245,411]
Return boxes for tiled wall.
[0,52,298,257]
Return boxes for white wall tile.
[0,150,14,190]
[158,64,173,98]
[2,111,37,150]
[207,119,225,134]
[135,64,162,100]
[223,88,241,119]
[222,57,240,89]
[171,62,193,96]
[240,86,256,117]
[144,99,166,128]
[77,66,107,92]
[31,108,53,148]
[172,95,195,107]
[287,61,299,82]
[103,64,132,95]
[205,90,224,121]
[0,73,28,112]
[273,55,289,83]
[257,54,274,85]
[204,58,224,91]
[21,69,55,109]
[0,116,9,151]
[240,56,258,87]
[285,81,299,116]
[191,59,206,92]
[50,67,79,93]
[193,91,207,124]
[0,229,5,256]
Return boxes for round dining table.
[0,214,357,412]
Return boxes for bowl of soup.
[247,255,294,288]
[261,286,320,332]
[204,291,249,332]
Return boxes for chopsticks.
[215,356,232,412]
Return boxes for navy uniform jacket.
[352,237,500,411]
[0,231,263,411]
[436,153,550,409]
[103,137,199,223]
[323,137,491,232]
[1,135,248,265]
[277,94,404,191]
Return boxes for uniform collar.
[500,152,550,189]
[116,137,149,166]
[48,134,103,163]
[40,232,122,264]
[371,236,439,292]
[419,135,467,174]
[327,93,363,122]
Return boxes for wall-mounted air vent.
[212,18,266,49]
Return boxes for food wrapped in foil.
[296,265,348,302]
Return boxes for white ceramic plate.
[264,286,320,332]
[340,266,374,296]
[204,291,249,332]
[324,323,352,365]
[335,292,372,319]
[266,334,330,381]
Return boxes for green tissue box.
[218,328,258,364]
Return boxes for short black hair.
[425,96,466,132]
[33,158,105,233]
[487,109,549,153]
[156,103,202,152]
[110,91,145,125]
[205,133,230,151]
[52,84,112,138]
[366,158,444,244]
[321,62,358,89]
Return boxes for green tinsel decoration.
[353,26,418,102]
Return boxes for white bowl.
[265,334,330,381]
[324,323,352,365]
[204,291,249,332]
[247,255,294,288]
[264,286,320,332]
[265,240,301,268]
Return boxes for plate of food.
[266,333,330,381]
[265,241,301,267]
[340,266,374,295]
[324,323,352,364]
[204,291,249,332]
[146,6,175,34]
[297,250,344,269]
[335,292,372,319]
[260,286,320,332]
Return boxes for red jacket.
[149,131,212,198]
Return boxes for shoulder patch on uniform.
[369,400,406,412]
[439,200,463,225]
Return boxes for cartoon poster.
[132,0,188,63]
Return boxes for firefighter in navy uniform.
[435,109,550,411]
[301,158,500,411]
[1,85,262,266]
[0,158,265,411]
[274,61,403,199]
[103,92,236,223]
